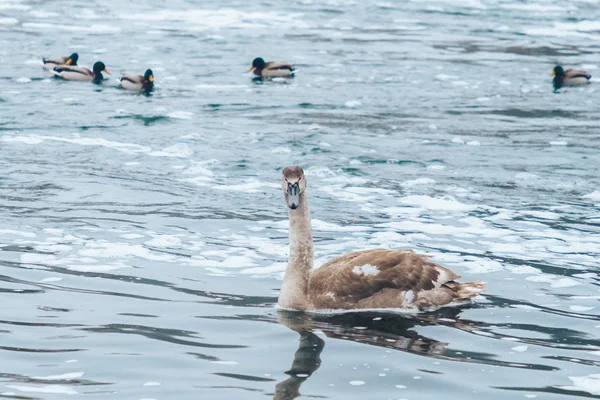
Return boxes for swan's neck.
[279,194,313,311]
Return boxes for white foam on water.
[194,84,246,90]
[511,345,528,353]
[500,4,571,11]
[214,179,278,193]
[40,277,63,283]
[22,22,120,33]
[569,305,595,312]
[312,219,369,232]
[435,74,457,81]
[67,264,126,273]
[401,178,435,187]
[7,385,77,395]
[583,191,600,201]
[32,372,84,380]
[0,229,36,238]
[271,147,291,154]
[145,235,182,247]
[29,10,59,18]
[78,243,177,262]
[149,143,193,158]
[121,234,144,239]
[167,111,194,120]
[211,360,238,365]
[344,100,362,108]
[16,77,31,83]
[119,9,307,30]
[349,381,365,386]
[189,255,258,269]
[562,374,600,395]
[399,195,477,211]
[550,141,568,146]
[143,382,162,386]
[427,165,446,170]
[240,262,285,276]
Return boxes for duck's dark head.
[249,57,266,72]
[551,65,564,78]
[92,61,110,76]
[144,69,154,83]
[282,166,306,210]
[66,53,79,65]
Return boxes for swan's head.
[282,166,306,210]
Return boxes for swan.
[278,166,484,313]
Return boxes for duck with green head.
[42,53,79,71]
[52,61,110,83]
[551,65,591,89]
[248,57,295,78]
[118,69,154,91]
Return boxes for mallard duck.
[551,65,591,89]
[248,57,294,78]
[52,61,110,83]
[118,69,154,91]
[42,53,78,71]
[277,166,485,313]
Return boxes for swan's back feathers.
[308,249,482,311]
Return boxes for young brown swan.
[279,166,485,313]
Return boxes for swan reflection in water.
[272,307,557,400]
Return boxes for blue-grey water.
[1,0,600,399]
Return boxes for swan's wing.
[308,249,460,305]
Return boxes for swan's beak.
[550,71,555,77]
[286,183,300,210]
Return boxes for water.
[1,0,600,398]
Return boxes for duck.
[248,57,294,78]
[42,53,78,71]
[551,65,591,89]
[52,61,110,83]
[278,166,485,313]
[118,69,154,91]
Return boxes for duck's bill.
[104,69,111,75]
[248,66,255,72]
[66,59,73,65]
[149,75,154,82]
[286,183,300,210]
[550,71,555,77]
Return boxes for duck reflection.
[273,307,556,400]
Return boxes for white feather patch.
[352,264,379,276]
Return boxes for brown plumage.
[278,166,485,313]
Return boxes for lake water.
[1,0,600,399]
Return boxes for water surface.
[1,0,599,399]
